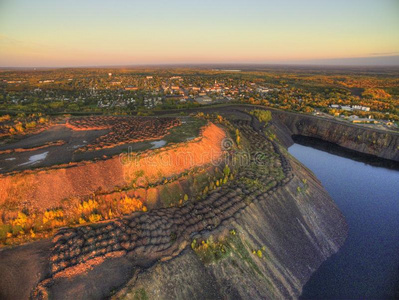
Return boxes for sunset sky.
[0,0,398,67]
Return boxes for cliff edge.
[273,111,399,162]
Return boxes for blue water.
[288,143,399,300]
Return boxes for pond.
[150,140,167,149]
[289,141,399,299]
[18,151,49,167]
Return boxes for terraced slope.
[66,116,181,152]
[0,117,347,300]
[44,122,291,273]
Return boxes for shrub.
[223,165,231,177]
[77,199,99,215]
[120,196,146,214]
[0,225,11,241]
[257,249,263,258]
[42,209,64,228]
[88,214,102,223]
[11,212,28,228]
[14,123,25,133]
[38,117,48,124]
[250,109,272,123]
[25,121,37,129]
[235,129,241,145]
[203,186,209,195]
[0,115,11,122]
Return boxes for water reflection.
[289,142,399,299]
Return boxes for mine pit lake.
[288,141,399,299]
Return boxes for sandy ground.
[0,122,225,212]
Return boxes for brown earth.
[0,123,225,212]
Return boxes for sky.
[0,0,398,67]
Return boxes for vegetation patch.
[0,194,147,246]
[0,113,52,141]
[130,288,149,300]
[296,178,309,195]
[162,117,206,144]
[250,109,272,124]
[159,183,184,207]
[191,230,263,277]
[191,235,232,264]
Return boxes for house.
[352,105,371,112]
[257,87,270,93]
[341,106,352,111]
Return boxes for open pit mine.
[0,111,348,300]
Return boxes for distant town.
[1,67,398,134]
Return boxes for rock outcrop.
[273,111,399,162]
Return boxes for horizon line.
[1,54,399,70]
[1,62,399,70]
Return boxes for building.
[352,105,371,112]
[341,106,352,111]
[257,87,270,93]
[194,96,213,104]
